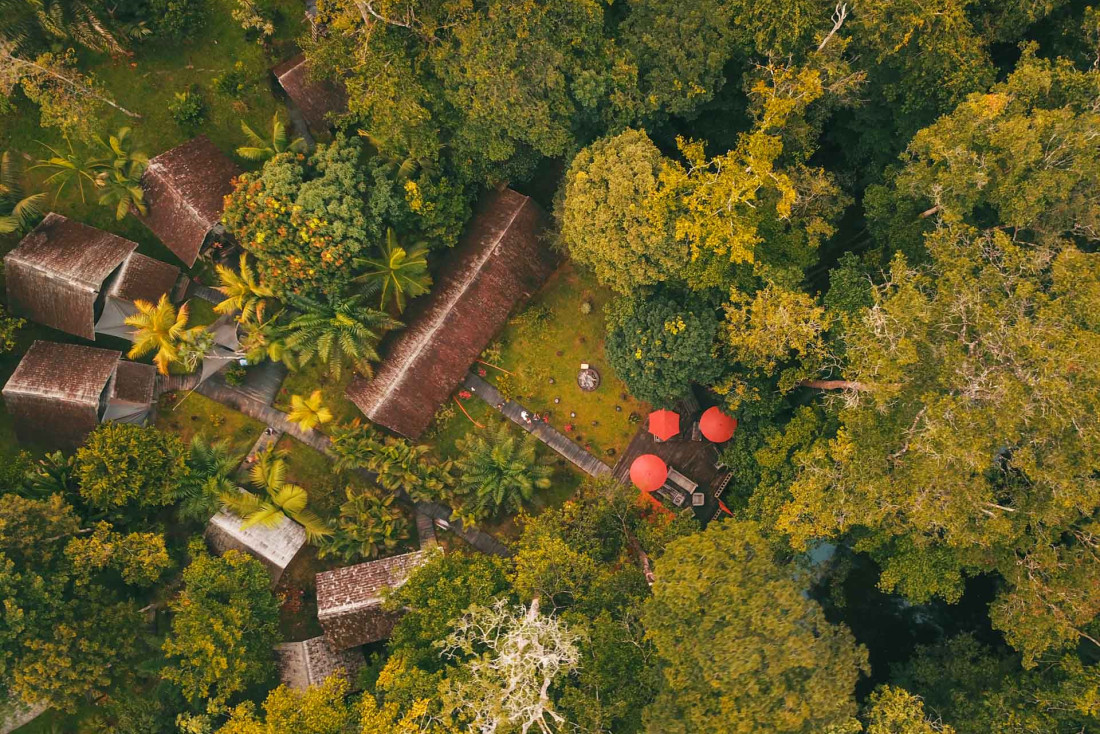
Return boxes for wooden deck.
[463,373,612,477]
[612,406,730,523]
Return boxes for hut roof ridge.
[357,197,528,417]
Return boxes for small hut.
[205,509,307,584]
[139,136,241,267]
[272,54,348,137]
[346,188,557,438]
[316,550,430,650]
[102,361,157,424]
[1,341,154,449]
[4,213,179,341]
[95,252,182,340]
[274,636,364,691]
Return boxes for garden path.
[166,375,514,557]
[461,373,613,478]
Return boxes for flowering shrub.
[222,135,405,300]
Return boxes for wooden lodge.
[346,188,557,439]
[315,550,430,650]
[272,53,348,137]
[138,136,241,267]
[205,509,307,585]
[1,341,155,449]
[274,636,364,691]
[4,213,179,342]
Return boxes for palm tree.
[177,435,241,522]
[97,166,146,219]
[353,228,432,313]
[214,254,274,321]
[288,390,333,431]
[454,424,552,518]
[220,447,331,541]
[283,294,402,379]
[0,0,126,55]
[319,487,409,561]
[22,450,76,499]
[367,438,452,504]
[125,294,198,375]
[236,115,307,162]
[238,301,293,368]
[0,150,45,235]
[31,138,101,204]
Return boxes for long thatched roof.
[274,636,364,691]
[346,188,557,438]
[105,252,180,304]
[4,213,138,339]
[272,54,348,136]
[139,136,241,267]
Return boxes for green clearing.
[273,361,362,431]
[487,262,649,459]
[154,391,265,458]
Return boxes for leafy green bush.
[212,61,249,99]
[224,363,247,386]
[169,89,206,129]
[148,0,207,41]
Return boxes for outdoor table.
[667,466,699,493]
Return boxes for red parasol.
[648,409,681,441]
[699,406,737,443]
[630,454,668,492]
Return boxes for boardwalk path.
[462,373,612,477]
[163,376,513,557]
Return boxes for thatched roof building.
[346,188,556,438]
[1,341,155,448]
[205,509,307,584]
[316,550,430,650]
[274,636,364,691]
[272,54,348,136]
[139,136,241,267]
[5,213,181,341]
[95,252,181,340]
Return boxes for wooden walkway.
[186,378,513,557]
[187,282,225,305]
[462,373,612,478]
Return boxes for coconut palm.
[236,115,307,162]
[353,228,432,313]
[454,424,553,518]
[31,138,101,204]
[125,294,197,375]
[214,254,274,321]
[97,166,146,219]
[177,435,242,522]
[0,0,127,55]
[22,450,76,499]
[238,301,293,368]
[0,150,45,234]
[288,390,333,431]
[220,447,331,541]
[319,487,409,561]
[283,293,402,379]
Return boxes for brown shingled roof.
[106,252,181,304]
[4,213,138,339]
[138,136,241,267]
[346,188,557,438]
[272,54,348,137]
[2,341,121,448]
[111,361,156,405]
[316,550,429,649]
[274,636,364,691]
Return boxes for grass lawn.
[427,406,586,540]
[486,262,649,461]
[273,361,362,431]
[0,0,306,269]
[155,391,265,458]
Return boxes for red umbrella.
[630,454,668,492]
[699,406,737,443]
[648,409,680,441]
